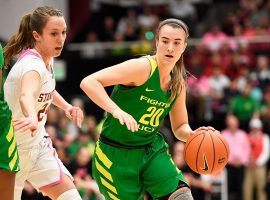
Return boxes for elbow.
[19,93,27,105]
[80,77,89,91]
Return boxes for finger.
[31,129,37,137]
[77,111,83,128]
[117,114,124,125]
[74,109,82,128]
[14,121,30,131]
[15,123,31,133]
[123,115,131,131]
[13,119,28,126]
[65,111,72,120]
[207,126,216,131]
[129,117,137,132]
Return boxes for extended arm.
[52,90,83,128]
[13,71,41,135]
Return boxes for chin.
[54,51,62,57]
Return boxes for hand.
[112,108,138,132]
[13,117,38,137]
[192,126,217,134]
[65,106,84,128]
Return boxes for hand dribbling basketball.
[184,127,230,175]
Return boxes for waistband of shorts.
[99,134,152,149]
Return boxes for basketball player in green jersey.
[81,18,215,199]
[0,43,20,200]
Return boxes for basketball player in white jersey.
[4,6,83,200]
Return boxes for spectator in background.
[167,0,197,36]
[202,25,230,52]
[250,55,270,90]
[221,113,250,200]
[116,9,138,37]
[208,66,231,128]
[137,6,159,32]
[229,82,259,131]
[98,16,115,41]
[243,117,270,200]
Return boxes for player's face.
[34,16,67,58]
[156,24,187,64]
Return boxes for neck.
[34,46,51,68]
[154,55,174,80]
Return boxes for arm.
[80,58,150,132]
[13,71,41,135]
[169,85,193,142]
[20,71,40,119]
[52,90,83,128]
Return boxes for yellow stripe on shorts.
[9,151,18,170]
[100,177,118,195]
[8,138,16,157]
[96,141,112,168]
[6,122,13,142]
[108,191,120,200]
[95,159,113,182]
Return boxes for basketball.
[184,129,230,175]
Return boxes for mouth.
[165,54,174,58]
[55,47,62,51]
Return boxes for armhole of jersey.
[144,55,157,78]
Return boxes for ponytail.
[169,55,187,100]
[4,13,34,67]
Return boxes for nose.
[58,34,66,43]
[167,43,174,53]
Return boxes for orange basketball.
[184,129,230,175]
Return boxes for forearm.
[52,90,71,111]
[173,123,193,142]
[80,79,119,114]
[19,94,37,119]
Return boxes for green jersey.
[0,43,19,172]
[102,55,175,146]
[0,43,11,120]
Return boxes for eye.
[51,32,58,36]
[174,41,180,45]
[162,40,169,44]
[62,31,67,35]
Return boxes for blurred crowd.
[21,0,270,200]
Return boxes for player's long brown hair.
[3,6,63,67]
[155,18,189,100]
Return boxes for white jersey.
[4,49,55,147]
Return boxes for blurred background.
[1,0,270,199]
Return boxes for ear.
[181,42,188,54]
[155,38,158,49]
[32,31,41,42]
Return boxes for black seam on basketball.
[215,133,229,160]
[209,132,215,174]
[184,132,205,162]
[196,133,206,173]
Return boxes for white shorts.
[14,136,73,200]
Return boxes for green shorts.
[0,119,20,172]
[93,133,186,200]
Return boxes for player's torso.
[102,56,174,146]
[0,43,12,124]
[4,49,55,146]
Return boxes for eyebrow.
[161,36,182,41]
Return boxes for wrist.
[64,104,73,112]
